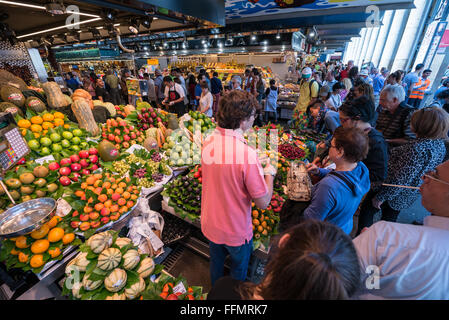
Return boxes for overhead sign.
[414,21,448,69]
[54,48,100,61]
[291,31,305,52]
[147,59,159,65]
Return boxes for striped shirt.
[375,102,415,140]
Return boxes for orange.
[94,203,104,211]
[33,132,41,138]
[111,184,118,190]
[30,124,42,133]
[106,189,113,196]
[133,189,140,195]
[62,233,75,245]
[130,194,138,201]
[53,112,64,119]
[126,201,134,208]
[53,118,64,127]
[10,248,20,255]
[63,124,70,129]
[15,236,29,249]
[261,221,267,228]
[109,177,116,183]
[119,206,128,214]
[75,190,85,198]
[262,229,268,236]
[48,247,61,258]
[47,216,62,229]
[41,121,54,130]
[48,227,64,243]
[122,191,131,200]
[18,119,31,129]
[86,176,96,185]
[257,226,263,233]
[93,173,103,180]
[30,116,43,125]
[117,198,126,206]
[110,204,119,213]
[252,210,259,218]
[31,239,50,254]
[115,187,124,195]
[102,182,111,189]
[30,224,50,239]
[81,182,88,190]
[118,182,127,189]
[104,200,112,208]
[253,219,260,226]
[83,206,93,214]
[42,113,54,122]
[18,252,29,263]
[30,254,44,268]
[127,186,134,192]
[98,194,108,203]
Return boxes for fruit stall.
[0,66,317,300]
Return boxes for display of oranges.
[18,112,66,137]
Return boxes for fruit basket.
[62,230,164,300]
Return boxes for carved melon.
[104,268,127,292]
[105,292,126,300]
[88,232,112,254]
[136,257,155,278]
[75,252,90,272]
[123,249,140,270]
[124,276,145,300]
[97,248,122,271]
[115,237,131,248]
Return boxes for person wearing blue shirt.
[305,127,371,234]
[210,72,223,116]
[372,68,388,108]
[434,79,449,100]
[194,74,206,111]
[403,63,424,103]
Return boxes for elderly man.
[231,75,243,90]
[376,85,415,147]
[354,159,449,300]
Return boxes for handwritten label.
[35,155,55,165]
[173,282,186,295]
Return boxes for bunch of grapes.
[113,160,130,176]
[127,154,145,165]
[151,152,162,162]
[134,168,147,178]
[138,177,155,188]
[152,173,164,182]
[160,162,171,176]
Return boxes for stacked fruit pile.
[107,149,171,189]
[183,111,215,135]
[142,273,205,300]
[162,166,202,222]
[127,105,168,130]
[62,230,163,300]
[18,112,69,138]
[0,163,61,212]
[100,118,144,151]
[64,173,140,236]
[25,126,90,157]
[0,216,80,273]
[163,133,200,168]
[48,148,100,186]
[279,143,306,160]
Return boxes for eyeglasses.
[423,170,449,187]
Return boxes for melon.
[65,258,80,277]
[136,257,154,278]
[97,140,119,162]
[124,276,145,300]
[167,114,179,130]
[88,232,113,254]
[97,248,122,271]
[122,249,140,270]
[82,273,103,291]
[25,96,46,113]
[4,106,23,117]
[104,268,127,292]
[1,85,25,107]
[64,94,73,106]
[42,82,69,108]
[72,281,83,299]
[75,252,90,272]
[0,101,16,112]
[103,102,116,117]
[115,237,131,248]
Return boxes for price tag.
[35,155,55,165]
[147,229,164,252]
[125,144,145,154]
[173,282,186,295]
[56,198,72,217]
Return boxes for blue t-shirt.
[304,162,371,234]
[372,74,386,95]
[403,72,419,98]
[323,110,341,135]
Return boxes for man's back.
[105,74,119,89]
[354,219,449,299]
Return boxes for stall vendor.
[162,76,186,117]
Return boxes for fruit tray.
[161,196,201,229]
[140,167,173,197]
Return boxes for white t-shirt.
[328,93,342,110]
[164,83,185,100]
[199,91,213,117]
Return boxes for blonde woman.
[341,78,352,101]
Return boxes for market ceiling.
[1,0,415,51]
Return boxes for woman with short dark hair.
[208,220,362,300]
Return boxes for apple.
[91,164,99,171]
[100,208,110,216]
[157,117,162,123]
[70,154,80,163]
[144,113,150,118]
[114,136,122,143]
[79,222,90,231]
[124,128,130,134]
[79,159,89,168]
[109,213,120,221]
[48,162,60,171]
[60,158,72,167]
[59,167,71,176]
[119,121,127,127]
[79,214,89,222]
[71,172,81,182]
[137,114,143,120]
[90,221,101,228]
[59,176,71,186]
[88,148,98,155]
[130,133,136,139]
[102,133,107,138]
[148,107,154,113]
[150,112,156,118]
[79,150,89,159]
[148,117,153,124]
[108,134,115,142]
[82,169,91,176]
[71,221,81,229]
[141,108,146,113]
[114,129,121,135]
[101,217,110,224]
[88,155,98,164]
[89,212,99,220]
[123,135,130,142]
[166,294,178,300]
[71,163,82,172]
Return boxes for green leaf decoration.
[152,264,164,276]
[126,270,140,287]
[119,243,134,256]
[85,259,97,276]
[83,229,96,239]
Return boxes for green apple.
[71,145,80,152]
[52,143,62,153]
[61,139,71,148]
[71,137,81,145]
[171,152,180,161]
[62,131,73,140]
[49,133,61,143]
[40,147,51,155]
[177,159,185,166]
[28,139,40,150]
[72,129,83,137]
[39,137,52,147]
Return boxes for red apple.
[150,112,156,118]
[130,133,136,139]
[79,159,89,168]
[71,163,82,172]
[59,176,71,186]
[48,162,60,171]
[79,214,89,222]
[123,135,130,142]
[71,221,81,228]
[101,217,110,224]
[90,221,101,228]
[78,150,89,159]
[82,169,91,176]
[59,167,71,176]
[72,210,79,217]
[88,148,98,155]
[60,158,72,167]
[148,107,154,113]
[100,208,110,216]
[91,164,99,171]
[70,154,80,163]
[166,294,178,300]
[88,155,98,164]
[141,108,147,113]
[71,172,81,182]
[108,134,115,142]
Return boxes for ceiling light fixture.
[251,35,256,41]
[100,9,116,23]
[276,32,281,39]
[0,1,99,17]
[17,17,101,38]
[141,17,153,29]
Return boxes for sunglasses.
[423,170,449,187]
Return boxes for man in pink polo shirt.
[201,90,276,285]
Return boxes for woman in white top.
[199,81,213,117]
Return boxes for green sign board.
[54,48,100,61]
